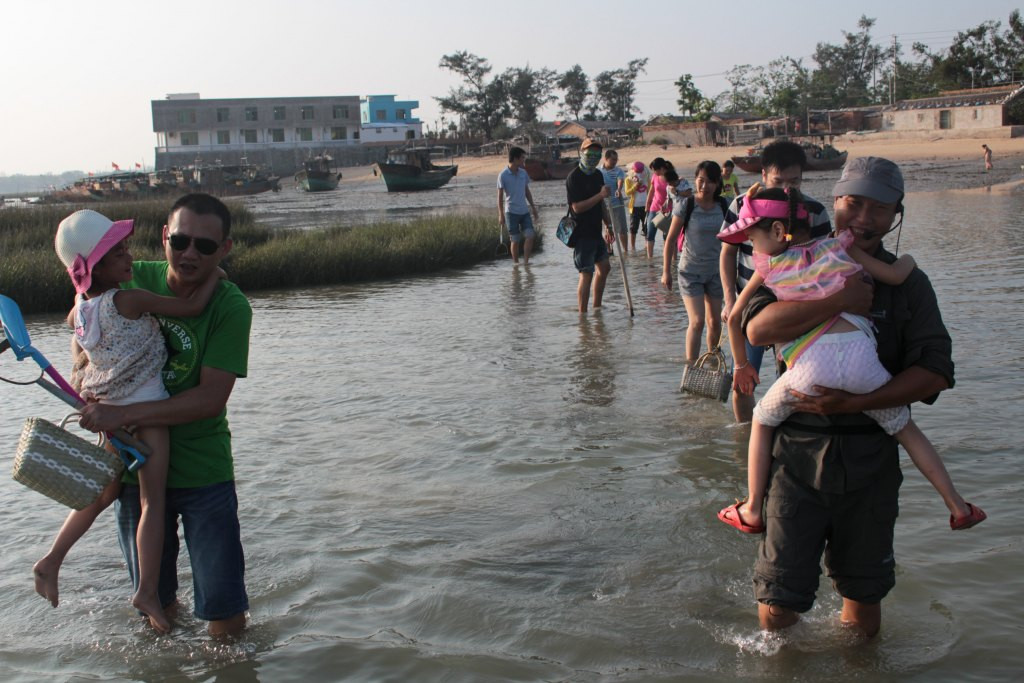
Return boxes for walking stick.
[604,198,634,317]
[612,240,635,317]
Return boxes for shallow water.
[0,174,1022,681]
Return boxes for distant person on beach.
[600,149,629,252]
[717,182,984,539]
[624,161,650,252]
[738,157,970,637]
[661,160,728,362]
[720,140,832,422]
[566,138,614,312]
[35,209,221,633]
[78,194,253,636]
[982,144,993,171]
[644,157,672,258]
[497,146,539,265]
[721,160,740,201]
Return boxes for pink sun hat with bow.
[717,196,808,244]
[54,210,135,294]
[631,161,645,174]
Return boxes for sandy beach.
[337,133,1024,192]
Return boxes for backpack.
[677,195,731,252]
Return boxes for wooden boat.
[192,163,281,196]
[373,148,457,192]
[295,155,342,192]
[731,143,847,174]
[45,171,157,202]
[523,157,578,181]
[44,162,280,202]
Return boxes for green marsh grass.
[1,199,535,314]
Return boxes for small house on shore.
[883,85,1024,132]
[642,116,729,147]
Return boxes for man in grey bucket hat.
[737,157,956,638]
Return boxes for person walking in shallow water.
[497,146,539,265]
[740,157,969,638]
[78,194,253,637]
[566,138,614,312]
[982,144,993,171]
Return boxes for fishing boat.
[45,171,157,202]
[373,148,458,192]
[731,143,847,174]
[523,157,578,181]
[295,155,342,192]
[191,162,281,196]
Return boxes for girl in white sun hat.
[34,209,221,632]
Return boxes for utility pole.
[891,34,898,105]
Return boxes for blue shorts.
[573,236,609,274]
[746,338,768,373]
[116,480,248,621]
[505,212,535,242]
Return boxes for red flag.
[135,162,142,169]
[112,162,120,170]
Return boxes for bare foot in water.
[132,591,171,633]
[33,556,61,607]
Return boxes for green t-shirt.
[124,261,252,488]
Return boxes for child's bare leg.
[739,422,774,528]
[895,420,970,519]
[34,477,120,607]
[132,426,171,633]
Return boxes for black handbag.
[556,209,577,247]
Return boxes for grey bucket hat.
[832,156,904,204]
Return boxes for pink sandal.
[717,502,766,534]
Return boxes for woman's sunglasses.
[168,233,220,256]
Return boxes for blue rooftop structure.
[361,95,421,125]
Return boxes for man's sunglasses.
[168,233,221,255]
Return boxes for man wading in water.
[740,158,957,637]
[565,138,615,312]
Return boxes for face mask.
[580,152,601,173]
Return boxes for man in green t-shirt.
[79,193,252,636]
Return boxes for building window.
[270,128,285,142]
[405,130,416,140]
[244,107,258,122]
[180,131,199,146]
[301,106,315,120]
[216,108,230,123]
[973,109,979,120]
[375,128,382,134]
[396,109,406,120]
[273,106,286,120]
[216,130,230,145]
[331,126,347,140]
[333,105,349,119]
[242,129,257,144]
[296,127,313,141]
[353,131,360,140]
[375,109,387,121]
[177,110,196,124]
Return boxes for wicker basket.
[679,346,733,402]
[13,416,123,510]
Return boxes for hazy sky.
[2,0,1020,175]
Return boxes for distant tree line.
[683,12,1024,122]
[435,11,1024,140]
[434,52,648,140]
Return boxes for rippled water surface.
[0,171,1022,681]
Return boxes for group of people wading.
[498,138,987,637]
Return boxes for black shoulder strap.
[682,196,696,232]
